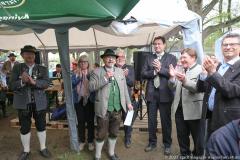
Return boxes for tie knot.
[222,63,229,69]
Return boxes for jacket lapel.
[32,64,38,73]
[189,63,198,71]
[21,63,29,73]
[101,67,107,79]
[160,52,167,63]
[153,53,157,59]
[113,67,121,83]
[223,60,240,80]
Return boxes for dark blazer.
[10,63,49,111]
[52,71,62,78]
[121,64,135,96]
[207,119,240,157]
[141,52,177,102]
[197,60,240,133]
[71,73,82,104]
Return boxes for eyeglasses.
[153,43,164,46]
[222,43,240,47]
[79,61,88,64]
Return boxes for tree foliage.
[185,0,240,41]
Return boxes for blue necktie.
[208,63,229,111]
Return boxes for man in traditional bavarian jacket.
[89,49,133,160]
[10,45,51,160]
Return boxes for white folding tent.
[0,26,177,50]
[0,0,203,63]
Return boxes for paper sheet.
[124,110,134,126]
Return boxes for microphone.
[109,76,114,83]
[108,64,114,83]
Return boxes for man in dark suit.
[116,50,135,148]
[141,36,177,155]
[52,64,62,78]
[10,45,51,160]
[197,33,240,138]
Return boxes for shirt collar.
[154,51,165,57]
[27,63,35,69]
[224,56,240,66]
[189,63,197,70]
[104,66,114,72]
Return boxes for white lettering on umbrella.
[1,0,18,6]
[0,13,29,21]
[0,0,25,8]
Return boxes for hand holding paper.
[124,110,134,126]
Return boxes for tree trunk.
[202,0,219,20]
[227,0,232,31]
[185,0,240,40]
[185,0,203,17]
[219,0,223,33]
[203,15,240,39]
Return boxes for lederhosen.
[96,67,122,141]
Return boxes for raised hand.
[169,64,176,78]
[28,76,36,85]
[175,72,186,82]
[127,103,133,110]
[201,66,208,75]
[123,68,129,76]
[105,71,114,79]
[203,56,217,75]
[152,59,161,73]
[21,72,30,83]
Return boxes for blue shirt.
[208,56,240,111]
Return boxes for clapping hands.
[152,59,161,73]
[21,72,36,85]
[202,56,217,75]
[169,64,186,82]
[123,68,129,76]
[169,64,176,78]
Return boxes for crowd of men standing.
[141,34,240,159]
[2,32,240,160]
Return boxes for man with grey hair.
[197,33,240,137]
[115,49,135,148]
